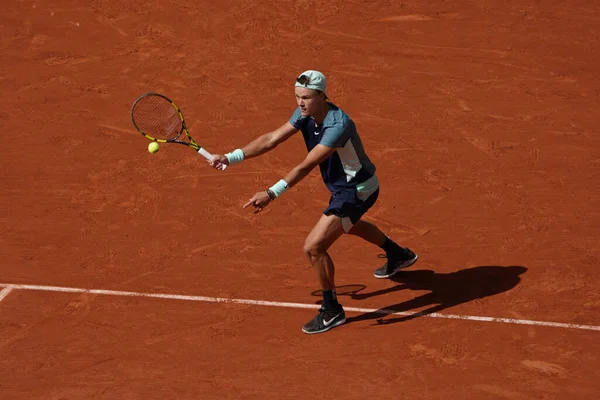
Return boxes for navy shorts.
[324,187,379,232]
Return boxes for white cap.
[295,70,328,98]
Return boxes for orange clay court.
[1,0,599,398]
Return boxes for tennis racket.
[130,92,226,169]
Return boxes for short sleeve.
[320,124,350,148]
[289,107,306,129]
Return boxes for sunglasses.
[296,75,310,86]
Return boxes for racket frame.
[130,92,221,164]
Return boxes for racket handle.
[197,147,227,170]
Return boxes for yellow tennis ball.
[148,142,159,154]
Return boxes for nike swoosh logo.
[323,313,341,326]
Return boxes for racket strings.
[132,95,183,140]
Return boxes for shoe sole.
[301,317,346,334]
[373,254,418,279]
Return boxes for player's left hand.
[243,191,272,213]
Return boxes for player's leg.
[344,187,418,279]
[301,214,347,334]
[348,220,418,278]
[347,219,386,246]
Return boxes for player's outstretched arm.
[208,122,297,170]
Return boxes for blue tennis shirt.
[289,103,377,194]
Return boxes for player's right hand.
[208,154,229,170]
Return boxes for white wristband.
[225,149,245,165]
[269,179,289,198]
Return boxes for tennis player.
[209,70,418,334]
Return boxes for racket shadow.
[311,284,368,305]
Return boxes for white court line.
[1,282,599,332]
[0,286,14,302]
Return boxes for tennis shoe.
[373,247,418,279]
[302,305,346,334]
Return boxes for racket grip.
[197,147,227,170]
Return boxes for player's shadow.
[313,265,527,325]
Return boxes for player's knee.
[303,241,323,260]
